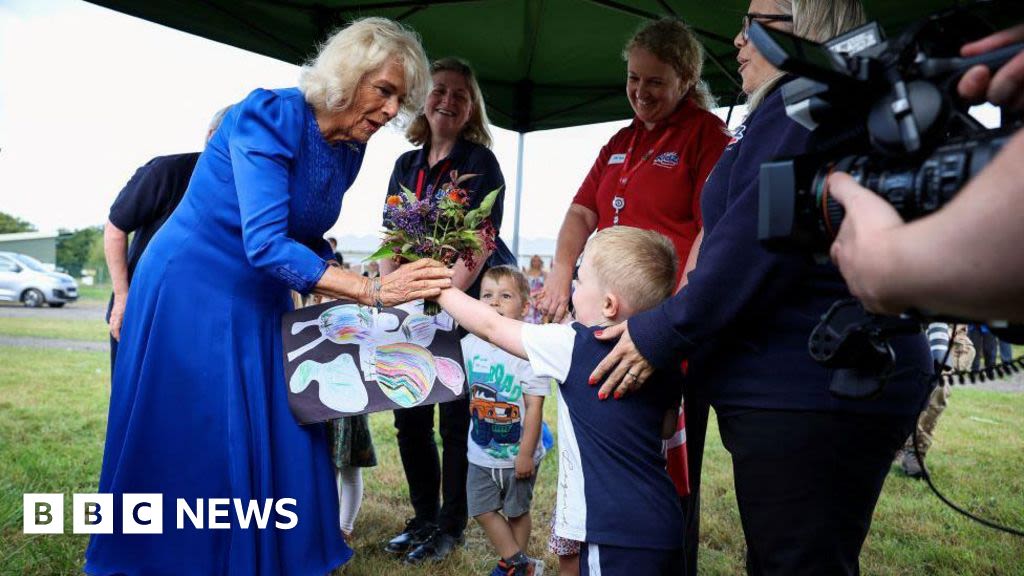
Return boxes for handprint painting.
[282,299,467,424]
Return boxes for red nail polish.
[614,390,623,399]
[598,391,607,400]
[588,376,596,385]
[595,330,604,337]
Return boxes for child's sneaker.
[493,557,544,576]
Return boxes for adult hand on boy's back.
[591,322,655,400]
[514,451,535,479]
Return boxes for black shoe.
[403,531,464,564]
[384,519,436,555]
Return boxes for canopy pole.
[512,131,525,260]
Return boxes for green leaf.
[464,186,502,229]
[366,245,396,262]
[399,183,417,204]
[455,172,479,185]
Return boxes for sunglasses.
[741,12,793,40]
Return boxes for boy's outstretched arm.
[436,288,528,359]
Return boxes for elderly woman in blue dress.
[85,18,451,576]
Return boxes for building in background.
[0,232,58,267]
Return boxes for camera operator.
[590,1,932,574]
[829,24,1024,322]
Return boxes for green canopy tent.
[83,0,1008,253]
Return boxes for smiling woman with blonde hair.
[378,56,517,564]
[84,17,451,576]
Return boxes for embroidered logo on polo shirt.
[608,153,626,165]
[653,152,679,168]
[725,125,745,151]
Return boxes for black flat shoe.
[384,519,436,555]
[403,531,464,564]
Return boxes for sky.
[0,0,644,255]
[0,0,999,258]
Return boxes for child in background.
[291,290,376,542]
[438,227,685,575]
[329,413,376,541]
[463,266,549,576]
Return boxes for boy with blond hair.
[438,227,685,575]
[461,265,549,576]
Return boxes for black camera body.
[752,13,1021,252]
[746,9,1024,390]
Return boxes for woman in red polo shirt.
[538,18,729,322]
[536,17,729,576]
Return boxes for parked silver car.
[0,251,78,307]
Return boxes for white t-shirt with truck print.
[462,334,550,469]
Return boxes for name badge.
[608,153,626,165]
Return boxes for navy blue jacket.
[109,152,200,282]
[628,79,931,415]
[107,152,199,321]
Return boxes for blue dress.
[85,88,362,576]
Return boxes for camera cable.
[911,326,1024,538]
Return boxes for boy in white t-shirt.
[438,228,684,576]
[464,265,549,576]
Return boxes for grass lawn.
[1,344,1022,575]
[0,317,108,342]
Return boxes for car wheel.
[48,302,66,308]
[21,289,45,308]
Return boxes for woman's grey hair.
[623,18,717,111]
[746,0,866,111]
[299,17,430,125]
[406,57,493,149]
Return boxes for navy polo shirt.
[385,138,515,298]
[522,322,684,550]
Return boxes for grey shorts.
[467,462,540,518]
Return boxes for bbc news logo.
[23,494,298,534]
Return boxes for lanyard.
[415,160,451,201]
[612,125,674,225]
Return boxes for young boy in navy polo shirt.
[437,227,685,575]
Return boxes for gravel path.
[0,299,106,321]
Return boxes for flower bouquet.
[369,170,500,315]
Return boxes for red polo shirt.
[573,98,731,272]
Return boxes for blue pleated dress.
[85,88,362,576]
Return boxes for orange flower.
[386,195,402,206]
[447,191,462,203]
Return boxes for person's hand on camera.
[827,172,908,315]
[379,258,453,306]
[958,24,1024,111]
